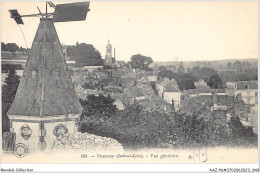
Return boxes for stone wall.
[52,132,124,152]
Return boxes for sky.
[1,1,258,62]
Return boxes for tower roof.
[7,18,82,117]
[106,40,112,48]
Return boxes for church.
[104,40,116,68]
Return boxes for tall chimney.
[114,47,115,60]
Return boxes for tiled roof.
[236,81,258,90]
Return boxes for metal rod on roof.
[11,13,54,18]
[37,6,44,18]
[46,2,48,17]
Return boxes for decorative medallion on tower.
[53,124,68,138]
[20,124,32,140]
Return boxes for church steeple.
[104,40,116,67]
[106,40,112,58]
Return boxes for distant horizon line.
[115,57,258,63]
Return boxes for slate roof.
[121,70,136,79]
[164,84,180,92]
[7,19,82,117]
[124,87,144,97]
[187,88,226,94]
[140,99,155,109]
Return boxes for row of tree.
[130,54,153,71]
[158,65,223,90]
[227,61,253,72]
[2,69,21,133]
[1,42,29,53]
[66,43,103,66]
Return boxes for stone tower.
[104,40,115,67]
[7,18,82,152]
[105,40,112,59]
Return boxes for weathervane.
[9,1,90,24]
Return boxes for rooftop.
[236,81,258,90]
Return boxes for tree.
[169,113,212,148]
[177,73,196,90]
[79,100,171,149]
[130,54,153,71]
[233,61,243,72]
[158,71,196,90]
[207,75,223,89]
[177,61,185,74]
[158,70,175,79]
[158,66,167,72]
[5,43,19,52]
[191,66,200,74]
[66,43,103,66]
[227,62,232,69]
[228,116,257,147]
[79,94,117,118]
[186,67,191,73]
[192,67,218,82]
[2,69,20,133]
[169,65,177,72]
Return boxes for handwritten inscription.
[188,148,208,163]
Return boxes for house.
[150,96,172,113]
[78,89,104,100]
[124,87,145,101]
[226,81,258,134]
[111,93,130,110]
[184,88,226,99]
[75,83,84,94]
[116,61,126,68]
[119,78,135,88]
[144,71,157,82]
[83,66,103,72]
[103,85,123,93]
[121,70,137,79]
[226,81,258,105]
[163,85,181,110]
[113,98,125,110]
[156,77,178,96]
[195,79,209,89]
[139,99,156,111]
[156,77,181,110]
[136,76,154,96]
